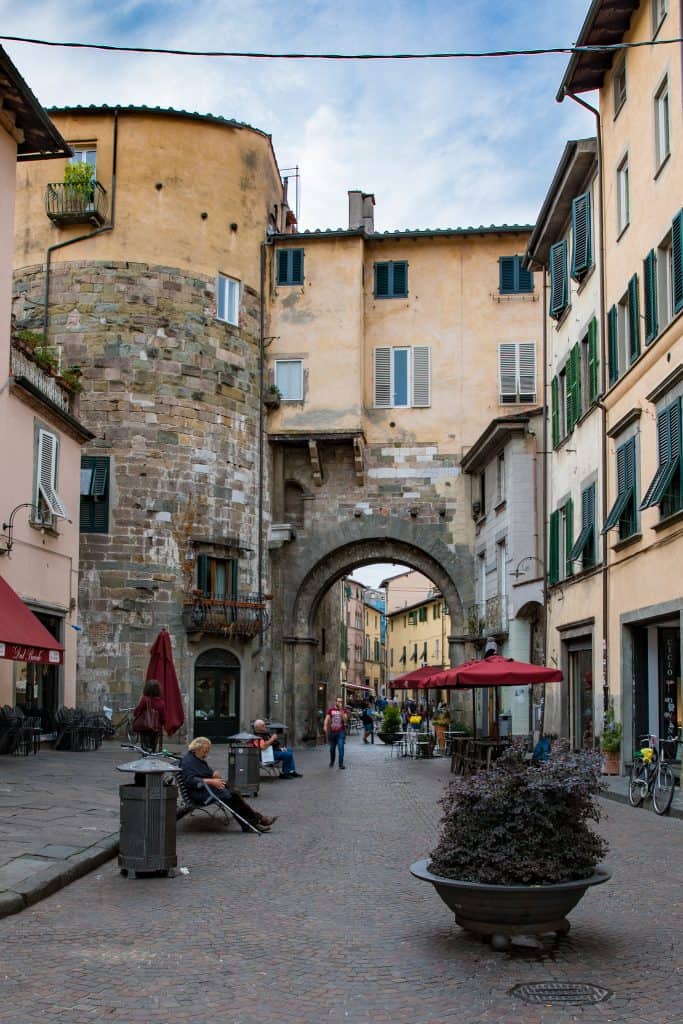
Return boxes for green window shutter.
[608,305,619,385]
[602,440,634,532]
[573,343,582,425]
[564,498,574,578]
[643,250,658,344]
[548,510,560,585]
[549,241,568,319]
[197,554,210,596]
[518,261,534,292]
[79,455,110,534]
[640,401,681,510]
[392,261,408,296]
[588,317,599,403]
[571,191,592,279]
[628,274,641,362]
[551,376,559,448]
[276,250,289,285]
[566,355,575,434]
[672,210,683,315]
[569,483,597,567]
[291,248,304,284]
[277,249,304,285]
[374,262,390,297]
[499,257,516,293]
[229,558,239,599]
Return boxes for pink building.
[0,48,91,731]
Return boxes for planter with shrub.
[599,704,622,776]
[377,703,402,744]
[410,744,610,950]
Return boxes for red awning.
[0,576,64,665]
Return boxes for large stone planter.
[377,731,399,745]
[410,859,611,950]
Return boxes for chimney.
[348,190,375,233]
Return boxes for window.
[373,346,431,408]
[569,483,597,570]
[478,553,486,617]
[399,645,406,664]
[652,0,668,36]
[571,192,593,281]
[276,248,304,286]
[609,277,640,384]
[549,498,573,584]
[408,611,417,625]
[34,428,67,523]
[498,342,536,403]
[581,317,599,408]
[71,148,96,173]
[602,436,638,540]
[673,209,683,315]
[640,399,682,518]
[613,55,627,115]
[418,606,427,622]
[434,638,440,661]
[654,77,671,171]
[411,643,418,663]
[499,255,533,294]
[549,240,569,319]
[216,273,240,325]
[374,261,408,298]
[497,540,507,605]
[496,451,505,503]
[275,359,303,401]
[374,639,380,661]
[197,554,238,598]
[80,455,110,534]
[564,343,582,433]
[644,249,659,344]
[617,156,630,235]
[432,603,441,619]
[479,469,486,517]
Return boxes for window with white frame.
[613,55,627,115]
[34,427,68,525]
[71,147,96,173]
[274,359,303,401]
[216,273,240,325]
[654,77,671,171]
[498,342,536,404]
[617,156,630,235]
[373,346,431,408]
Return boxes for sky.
[1,0,597,232]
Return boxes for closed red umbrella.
[146,628,184,736]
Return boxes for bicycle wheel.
[652,764,676,815]
[628,760,647,807]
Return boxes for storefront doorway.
[631,621,681,757]
[568,645,594,749]
[193,649,241,743]
[14,611,62,732]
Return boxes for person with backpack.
[361,704,375,744]
[324,696,349,768]
[133,678,165,752]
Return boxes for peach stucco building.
[0,48,91,726]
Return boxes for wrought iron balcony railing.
[183,592,269,638]
[10,345,73,414]
[464,595,509,638]
[44,181,108,226]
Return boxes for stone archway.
[270,515,474,740]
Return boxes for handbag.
[133,698,161,734]
[261,745,275,765]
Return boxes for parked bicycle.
[628,733,680,815]
[109,707,137,745]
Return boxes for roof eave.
[525,139,597,269]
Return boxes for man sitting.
[252,719,302,778]
[180,737,277,832]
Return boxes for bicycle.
[628,733,679,815]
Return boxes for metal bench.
[176,776,260,834]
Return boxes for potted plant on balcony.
[263,384,281,409]
[63,161,95,210]
[599,703,622,776]
[378,703,402,744]
[410,744,610,950]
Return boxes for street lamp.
[0,503,44,556]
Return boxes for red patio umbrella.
[146,628,185,736]
[390,665,444,688]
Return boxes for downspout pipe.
[42,106,119,340]
[258,241,266,611]
[563,90,609,717]
[540,265,549,737]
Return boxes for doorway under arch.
[193,648,241,743]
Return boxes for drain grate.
[511,982,613,1006]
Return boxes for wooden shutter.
[548,511,560,584]
[551,376,560,448]
[672,210,683,315]
[499,343,517,403]
[374,347,392,407]
[229,558,239,599]
[628,274,641,362]
[641,401,681,509]
[564,498,574,578]
[573,343,582,424]
[571,192,592,279]
[499,257,516,292]
[197,554,210,596]
[291,248,304,284]
[411,346,431,407]
[549,241,568,319]
[518,343,536,401]
[276,250,289,285]
[565,357,575,434]
[392,261,408,296]
[37,429,67,518]
[643,250,658,344]
[79,455,109,534]
[588,317,599,403]
[608,305,618,385]
[374,262,390,298]
[518,261,534,293]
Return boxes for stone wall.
[12,259,268,722]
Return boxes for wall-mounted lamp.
[0,503,43,556]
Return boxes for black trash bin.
[227,732,260,797]
[117,757,180,878]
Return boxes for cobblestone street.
[1,735,682,1024]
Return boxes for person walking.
[324,696,349,769]
[133,678,165,753]
[361,704,375,744]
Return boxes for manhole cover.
[511,982,612,1006]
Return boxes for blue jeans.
[273,748,297,775]
[329,731,345,766]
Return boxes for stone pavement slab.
[0,735,681,1024]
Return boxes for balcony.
[44,180,108,227]
[10,343,74,415]
[182,592,270,639]
[464,595,509,640]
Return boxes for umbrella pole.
[472,687,476,739]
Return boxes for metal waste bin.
[227,731,260,797]
[117,757,180,878]
[498,713,512,739]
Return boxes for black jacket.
[180,751,214,804]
